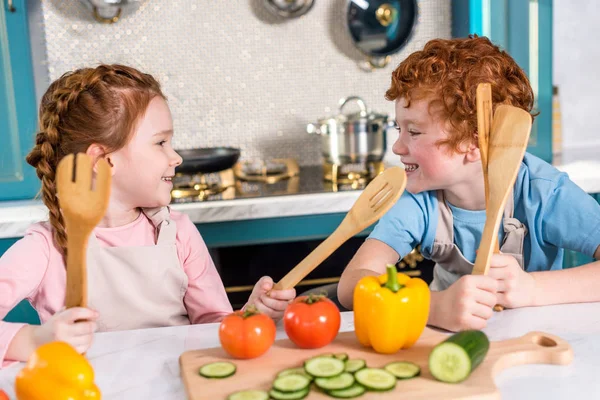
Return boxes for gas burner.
[234,158,299,184]
[323,160,385,185]
[171,168,236,201]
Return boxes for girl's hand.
[32,307,99,354]
[488,253,536,309]
[246,276,296,321]
[429,275,498,332]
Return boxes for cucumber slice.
[199,361,236,379]
[333,353,349,361]
[277,367,313,380]
[384,361,421,379]
[429,330,490,383]
[326,383,366,398]
[268,388,309,400]
[272,374,311,393]
[304,356,345,378]
[354,368,396,391]
[226,389,269,400]
[344,359,366,373]
[314,372,355,391]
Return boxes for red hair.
[386,35,535,152]
[26,64,164,257]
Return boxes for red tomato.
[0,390,8,400]
[219,307,276,359]
[284,295,341,349]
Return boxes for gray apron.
[429,191,528,291]
[86,207,190,332]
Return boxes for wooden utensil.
[476,83,499,253]
[472,105,532,277]
[56,153,111,308]
[180,328,573,400]
[272,166,407,291]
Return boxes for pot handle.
[339,96,368,117]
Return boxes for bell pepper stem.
[383,264,404,293]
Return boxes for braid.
[25,64,164,260]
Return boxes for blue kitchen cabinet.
[0,0,40,201]
[452,0,553,164]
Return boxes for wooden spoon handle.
[273,217,357,291]
[64,224,90,309]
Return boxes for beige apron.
[86,207,190,332]
[429,191,528,291]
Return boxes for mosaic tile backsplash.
[38,0,451,165]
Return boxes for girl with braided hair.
[0,64,295,365]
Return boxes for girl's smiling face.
[392,96,482,199]
[109,96,183,209]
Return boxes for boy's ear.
[464,139,482,163]
[86,144,116,176]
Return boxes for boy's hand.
[246,276,296,320]
[430,275,498,332]
[488,253,536,308]
[32,307,98,354]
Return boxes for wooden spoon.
[56,153,111,308]
[476,83,500,253]
[472,105,532,278]
[272,166,407,291]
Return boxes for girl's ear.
[86,144,116,176]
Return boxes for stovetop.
[170,165,367,204]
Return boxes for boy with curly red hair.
[338,36,600,332]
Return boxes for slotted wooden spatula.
[472,105,531,277]
[476,83,499,253]
[272,166,407,290]
[56,153,111,308]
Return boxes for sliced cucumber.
[314,372,355,391]
[199,361,236,379]
[326,383,366,398]
[304,356,345,378]
[226,389,269,400]
[429,330,490,383]
[277,367,313,380]
[354,368,396,391]
[384,361,421,379]
[344,359,366,373]
[333,353,349,361]
[272,374,311,393]
[269,388,310,400]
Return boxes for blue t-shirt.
[369,153,600,271]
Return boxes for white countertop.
[0,302,599,399]
[1,148,599,239]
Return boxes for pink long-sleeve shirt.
[0,210,233,367]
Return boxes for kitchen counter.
[1,148,599,239]
[0,302,599,399]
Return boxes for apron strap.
[141,207,177,246]
[435,190,454,244]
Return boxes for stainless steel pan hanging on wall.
[346,0,418,70]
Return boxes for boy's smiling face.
[392,96,480,196]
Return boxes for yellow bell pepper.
[15,341,101,400]
[354,264,430,354]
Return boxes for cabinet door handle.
[7,0,16,12]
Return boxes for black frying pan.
[347,0,418,57]
[176,147,241,174]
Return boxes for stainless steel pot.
[307,96,394,165]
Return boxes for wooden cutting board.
[179,327,573,400]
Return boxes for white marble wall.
[553,0,600,152]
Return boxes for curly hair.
[386,35,535,153]
[25,64,164,258]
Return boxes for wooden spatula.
[272,166,407,291]
[472,105,531,277]
[476,83,499,253]
[56,153,111,308]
